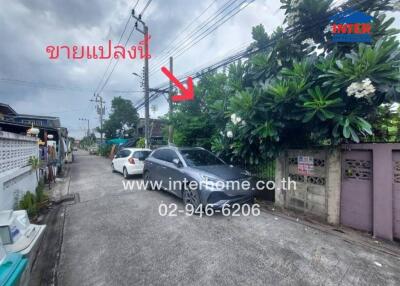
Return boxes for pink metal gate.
[393,151,400,240]
[341,150,373,232]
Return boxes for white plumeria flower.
[301,38,316,46]
[346,78,375,98]
[241,120,246,126]
[236,116,242,123]
[226,130,233,138]
[230,113,237,124]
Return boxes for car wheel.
[183,184,201,209]
[143,171,153,191]
[123,167,130,179]
[111,163,116,173]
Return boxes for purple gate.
[341,150,373,232]
[393,151,400,240]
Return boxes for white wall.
[0,131,39,211]
[0,166,38,210]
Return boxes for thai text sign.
[298,156,314,176]
[45,35,151,60]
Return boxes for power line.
[94,0,141,94]
[172,0,254,61]
[148,0,253,77]
[96,0,153,95]
[139,0,152,15]
[135,0,372,110]
[149,0,241,74]
[149,0,218,70]
[0,78,143,93]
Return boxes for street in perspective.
[1,0,400,285]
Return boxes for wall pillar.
[274,152,286,208]
[326,148,341,225]
[373,145,393,240]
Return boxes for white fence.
[0,131,39,210]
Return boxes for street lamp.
[132,72,144,89]
[132,72,143,80]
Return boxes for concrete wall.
[275,144,400,241]
[0,131,39,211]
[275,148,341,224]
[0,167,38,210]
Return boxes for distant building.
[136,118,166,146]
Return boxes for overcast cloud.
[0,0,398,138]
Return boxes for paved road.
[58,151,400,286]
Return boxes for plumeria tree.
[171,0,400,165]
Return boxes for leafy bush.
[19,192,38,218]
[19,181,49,218]
[35,181,48,204]
[98,144,112,157]
[136,137,146,148]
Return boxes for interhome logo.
[330,9,373,43]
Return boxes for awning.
[106,138,129,145]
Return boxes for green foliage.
[136,137,146,148]
[102,96,139,139]
[170,1,400,164]
[19,192,37,218]
[98,144,112,157]
[369,104,400,142]
[35,181,48,205]
[80,133,96,149]
[302,86,342,122]
[28,156,40,182]
[19,181,49,218]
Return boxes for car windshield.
[180,149,225,166]
[133,150,151,160]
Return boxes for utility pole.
[132,9,150,148]
[91,94,105,145]
[79,118,90,137]
[168,56,174,145]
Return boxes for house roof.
[0,103,17,115]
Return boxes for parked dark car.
[143,147,255,208]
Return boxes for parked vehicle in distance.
[112,148,152,178]
[143,147,255,208]
[88,145,98,155]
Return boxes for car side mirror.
[172,158,182,167]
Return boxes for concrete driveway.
[57,151,400,286]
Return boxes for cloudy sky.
[0,0,399,138]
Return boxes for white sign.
[298,156,314,175]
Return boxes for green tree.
[171,0,400,165]
[102,96,139,139]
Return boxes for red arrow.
[161,66,194,102]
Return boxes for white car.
[111,148,152,178]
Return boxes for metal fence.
[239,160,275,181]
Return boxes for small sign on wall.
[298,156,314,175]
